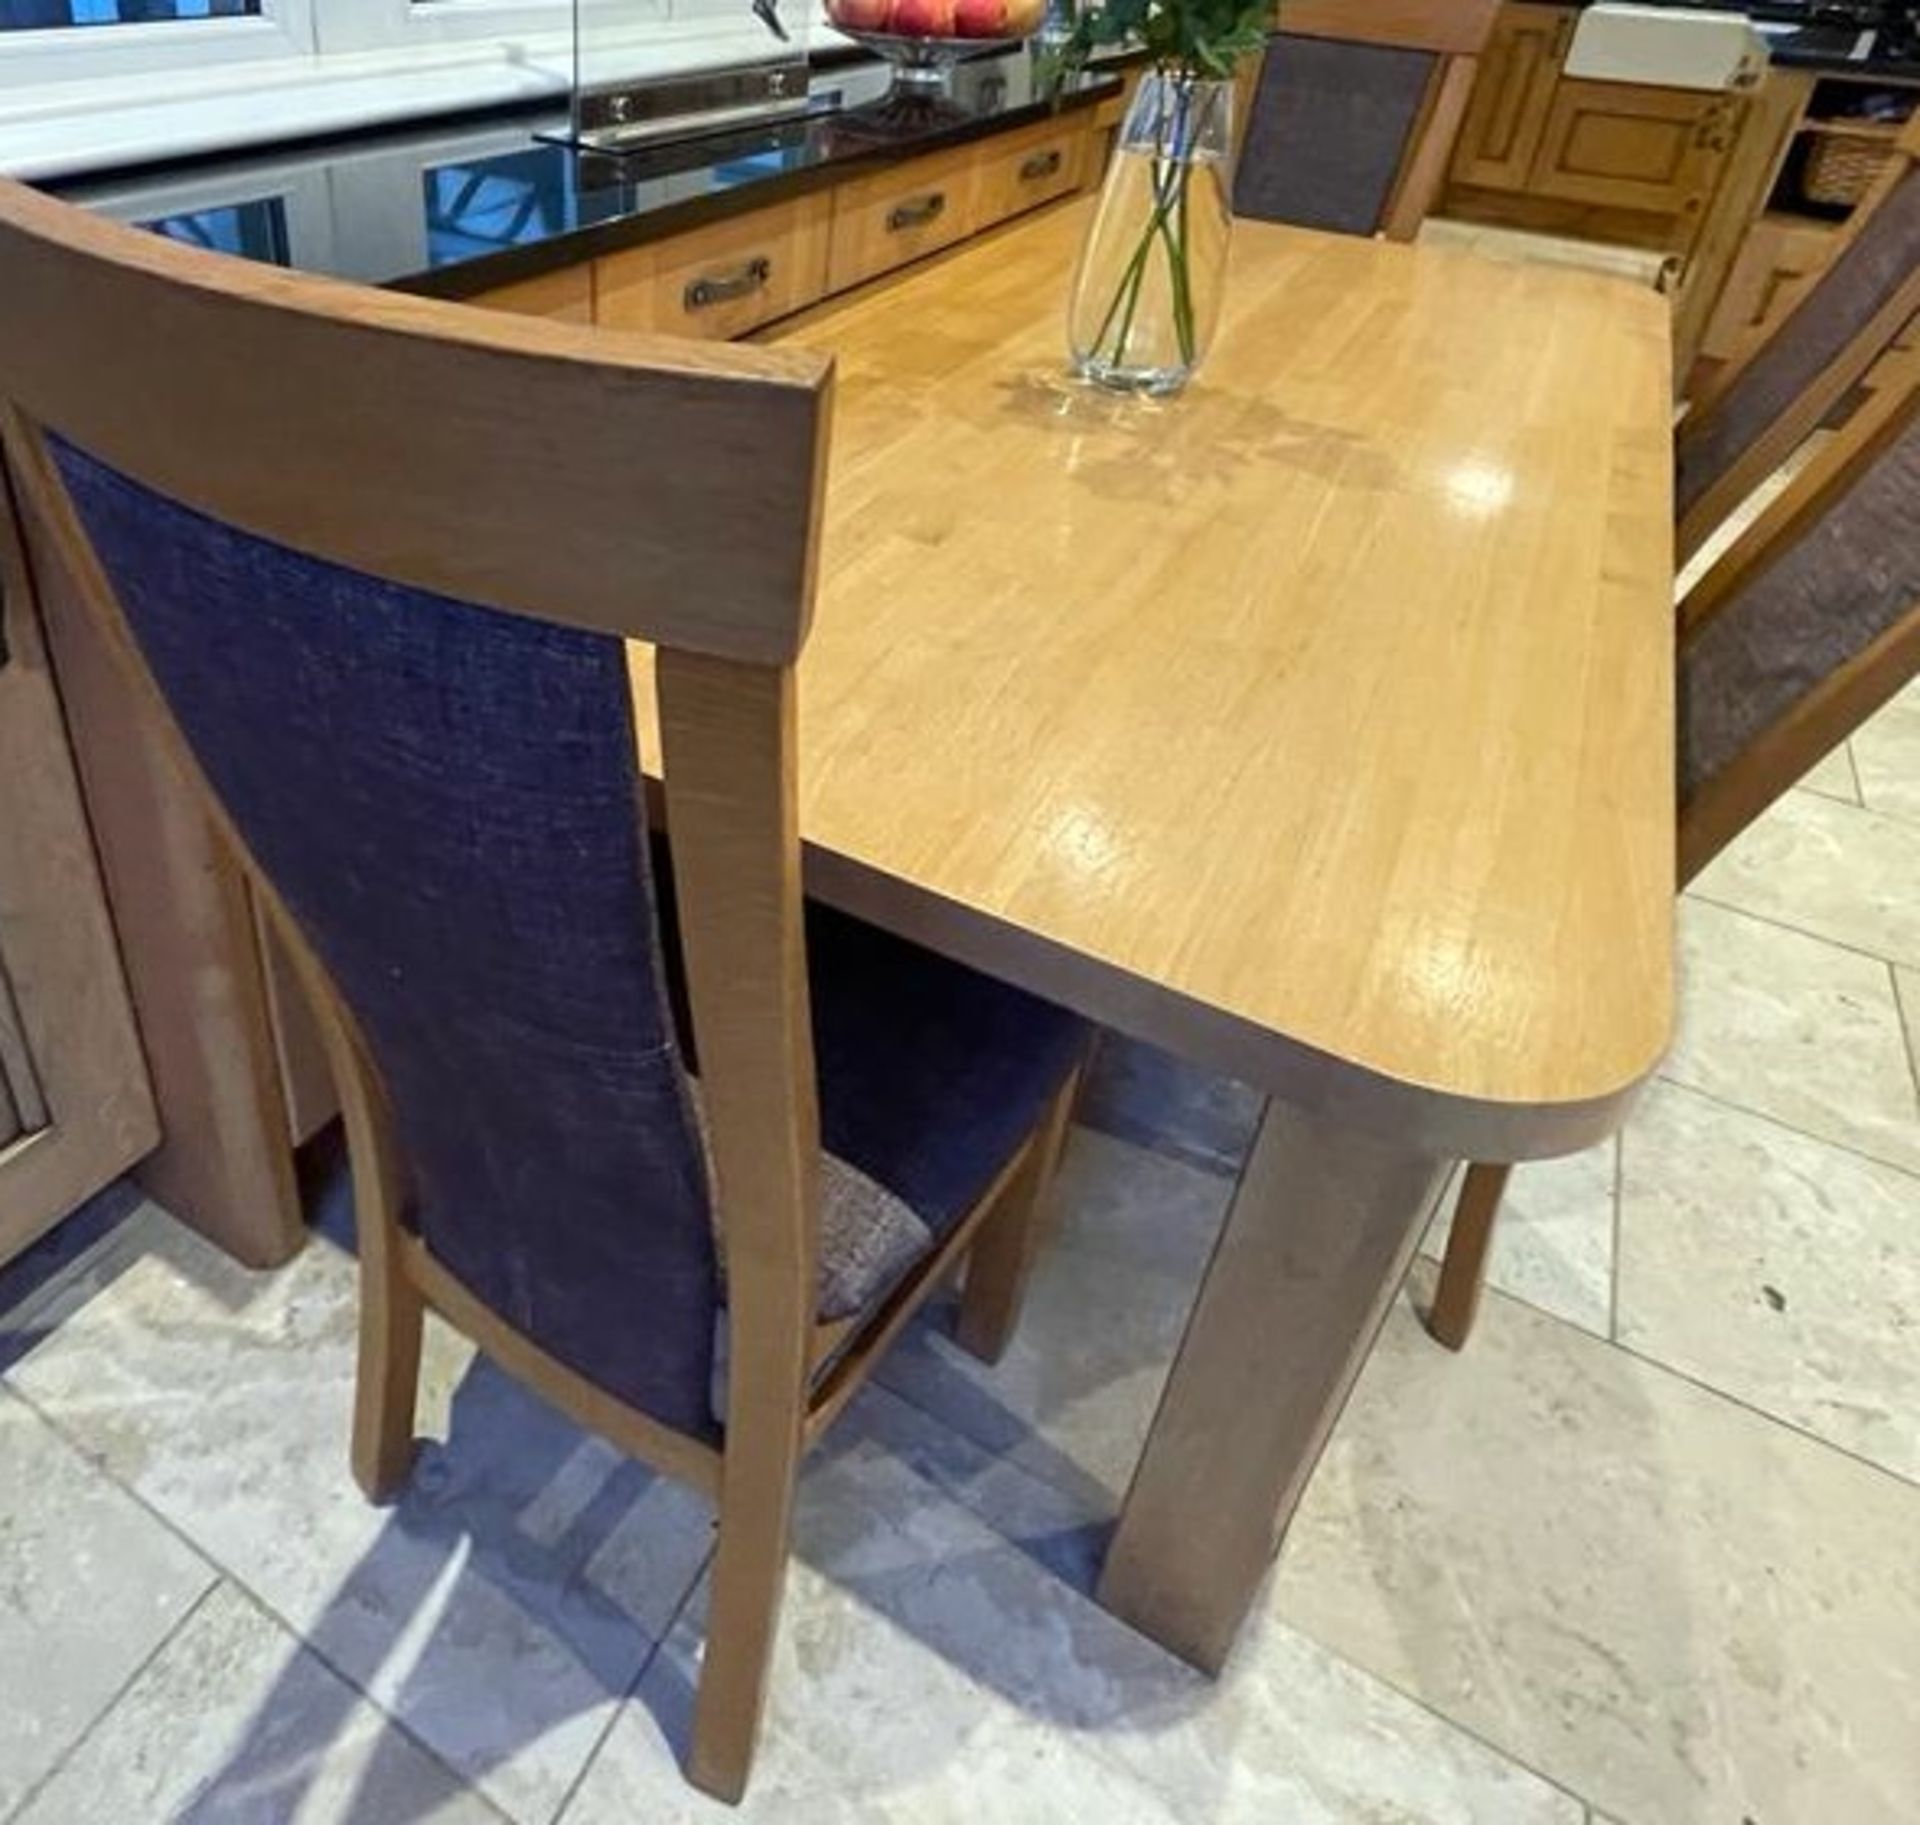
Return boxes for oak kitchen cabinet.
[0,458,158,1265]
[1441,2,1815,377]
[1446,5,1742,233]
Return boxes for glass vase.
[1067,71,1234,397]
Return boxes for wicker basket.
[1803,132,1898,209]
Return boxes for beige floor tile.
[0,1387,216,1818]
[3,1205,712,1825]
[1422,1141,1617,1340]
[1663,898,1920,1176]
[876,1127,1227,1507]
[564,1387,1582,1825]
[1616,1080,1920,1483]
[1689,788,1920,968]
[1851,677,1920,826]
[1272,1270,1920,1825]
[14,1582,498,1824]
[1796,741,1861,805]
[1900,966,1920,1092]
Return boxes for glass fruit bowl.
[826,0,1046,90]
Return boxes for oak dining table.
[628,194,1678,1674]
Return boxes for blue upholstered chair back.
[1677,164,1920,524]
[54,440,725,1441]
[1680,396,1920,819]
[1234,34,1438,235]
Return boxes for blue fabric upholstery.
[54,441,1089,1439]
[56,439,723,1440]
[1234,35,1438,236]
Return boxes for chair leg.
[351,1254,425,1503]
[1425,1161,1512,1352]
[688,1418,803,1803]
[956,1065,1081,1365]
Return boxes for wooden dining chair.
[1233,0,1501,241]
[1676,110,1920,567]
[0,178,1090,1803]
[1427,353,1920,1352]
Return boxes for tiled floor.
[7,668,1920,1825]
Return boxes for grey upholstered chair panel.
[1234,35,1437,236]
[1677,164,1920,520]
[1680,406,1920,801]
[53,439,726,1440]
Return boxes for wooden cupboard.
[1449,2,1573,191]
[1528,82,1738,218]
[0,460,157,1265]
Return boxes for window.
[0,1,261,28]
[0,0,818,179]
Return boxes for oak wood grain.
[638,200,1676,1161]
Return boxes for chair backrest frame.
[0,176,836,1466]
[1676,112,1920,566]
[1676,350,1920,883]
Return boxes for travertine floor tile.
[1617,1080,1920,1483]
[564,1387,1582,1825]
[3,1206,712,1825]
[0,1386,215,1818]
[1272,1270,1920,1825]
[1664,897,1920,1175]
[1690,788,1920,968]
[1421,1141,1617,1340]
[1851,677,1920,826]
[13,1582,498,1824]
[1797,740,1861,805]
[876,1128,1226,1507]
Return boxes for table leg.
[1096,1096,1447,1673]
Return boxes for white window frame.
[0,0,830,180]
[0,0,316,85]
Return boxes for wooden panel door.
[1530,81,1734,217]
[1696,213,1834,363]
[1448,3,1574,192]
[0,460,157,1263]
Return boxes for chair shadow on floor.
[0,1107,1249,1824]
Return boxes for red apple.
[888,0,955,36]
[952,0,1008,35]
[828,0,889,28]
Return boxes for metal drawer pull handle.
[1019,149,1063,181]
[684,257,772,311]
[887,193,946,232]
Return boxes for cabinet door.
[1530,81,1735,217]
[0,459,157,1263]
[1696,215,1833,363]
[1449,4,1574,192]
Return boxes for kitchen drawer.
[828,145,980,294]
[974,119,1090,229]
[598,195,831,340]
[471,266,594,322]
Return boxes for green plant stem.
[1089,73,1220,372]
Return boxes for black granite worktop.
[56,47,1119,299]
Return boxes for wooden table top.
[633,198,1676,1159]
